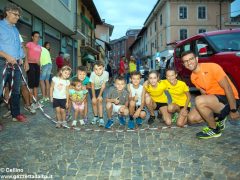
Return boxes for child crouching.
[105,76,129,129]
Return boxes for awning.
[82,53,96,63]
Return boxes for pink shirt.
[26,42,41,63]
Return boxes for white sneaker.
[24,106,36,114]
[3,111,11,118]
[72,120,77,127]
[62,121,67,128]
[99,119,105,127]
[79,119,85,125]
[91,117,98,124]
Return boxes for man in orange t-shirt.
[181,51,240,139]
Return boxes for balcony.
[75,13,100,55]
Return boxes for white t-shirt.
[52,76,70,99]
[129,84,143,106]
[90,71,109,90]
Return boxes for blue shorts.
[40,63,52,80]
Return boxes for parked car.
[173,28,240,92]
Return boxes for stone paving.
[0,95,240,180]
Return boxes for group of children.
[50,61,191,129]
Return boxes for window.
[175,43,191,58]
[154,21,157,32]
[160,14,162,25]
[199,29,206,33]
[179,6,187,19]
[180,29,187,40]
[198,6,206,19]
[150,26,152,36]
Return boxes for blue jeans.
[0,59,21,117]
[40,63,52,80]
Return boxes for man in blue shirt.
[0,3,27,129]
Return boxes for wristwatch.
[230,109,238,113]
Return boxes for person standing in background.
[39,42,52,103]
[25,31,42,109]
[119,56,125,77]
[56,51,64,71]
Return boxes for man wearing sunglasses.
[181,50,240,139]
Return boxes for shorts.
[40,63,52,80]
[72,102,84,111]
[53,98,66,109]
[214,95,240,119]
[27,63,40,88]
[112,104,122,114]
[155,102,168,110]
[89,89,101,99]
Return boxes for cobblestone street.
[0,97,240,180]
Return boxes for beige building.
[95,22,114,64]
[131,0,239,69]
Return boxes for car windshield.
[207,32,240,52]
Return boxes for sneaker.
[119,116,126,125]
[79,119,85,125]
[128,120,135,129]
[84,116,88,124]
[105,119,114,129]
[148,116,155,125]
[24,106,36,114]
[216,117,227,131]
[71,120,77,127]
[196,126,222,139]
[56,122,61,128]
[172,113,178,123]
[136,117,143,125]
[44,97,50,102]
[62,121,67,128]
[91,117,98,125]
[39,98,45,104]
[99,118,105,127]
[12,114,27,122]
[3,111,11,118]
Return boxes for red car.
[173,28,240,92]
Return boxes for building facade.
[130,0,239,70]
[109,29,140,68]
[0,0,79,74]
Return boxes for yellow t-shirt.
[163,80,191,107]
[144,81,168,103]
[129,62,136,73]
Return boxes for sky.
[93,0,240,40]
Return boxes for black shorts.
[53,98,66,109]
[27,63,40,88]
[155,102,168,110]
[89,89,101,99]
[214,95,240,119]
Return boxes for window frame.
[179,6,188,20]
[198,6,207,20]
